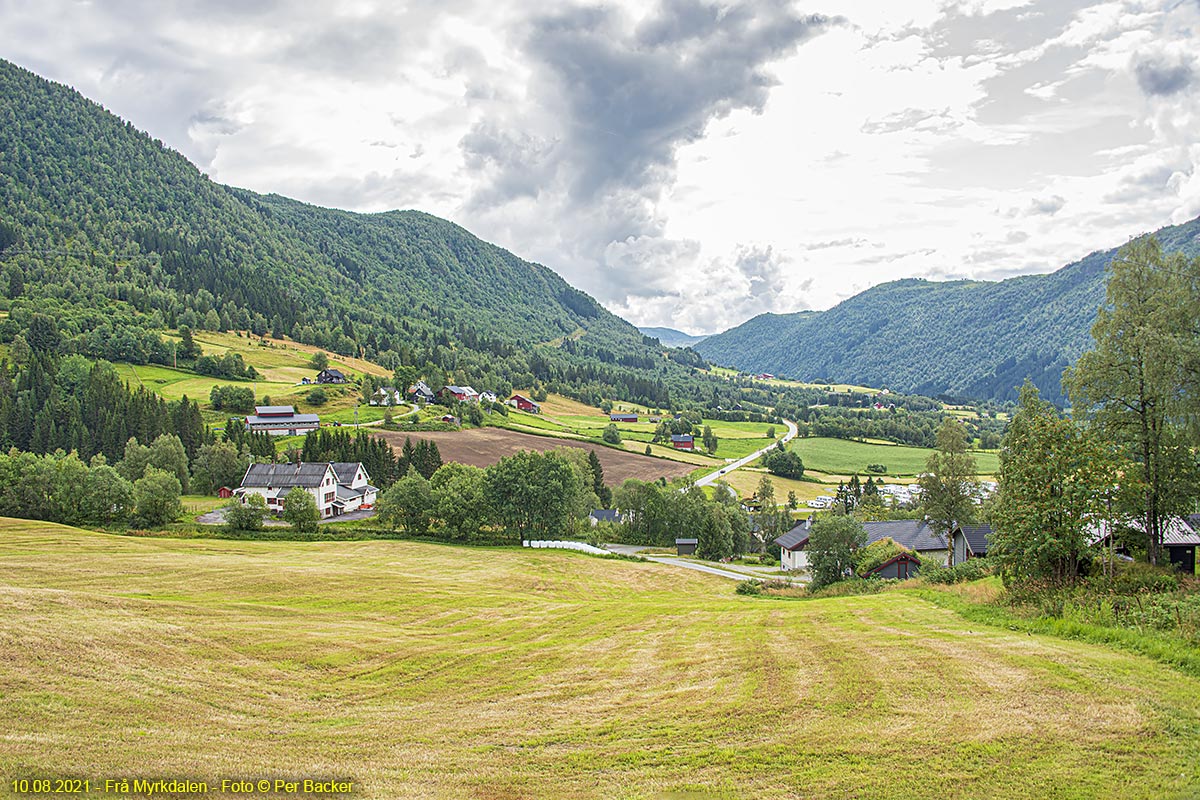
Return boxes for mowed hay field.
[790,437,1000,478]
[3,521,1200,799]
[375,427,695,484]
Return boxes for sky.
[1,0,1198,334]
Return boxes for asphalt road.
[693,417,799,488]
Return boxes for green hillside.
[0,58,688,407]
[697,218,1200,402]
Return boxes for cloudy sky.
[1,1,1198,334]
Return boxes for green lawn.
[1,519,1197,799]
[789,436,1000,477]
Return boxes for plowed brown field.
[374,427,695,483]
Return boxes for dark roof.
[863,552,922,576]
[331,462,368,485]
[675,538,698,545]
[319,368,346,378]
[862,520,948,552]
[241,462,331,489]
[775,522,811,551]
[957,523,992,556]
[589,509,619,523]
[245,413,320,428]
[611,412,638,418]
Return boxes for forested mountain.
[638,327,708,348]
[697,216,1200,402]
[0,58,704,407]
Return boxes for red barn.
[671,434,695,450]
[509,393,541,413]
[217,486,234,499]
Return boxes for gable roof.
[319,368,346,377]
[255,405,296,416]
[671,434,694,443]
[245,412,320,428]
[1091,516,1200,547]
[589,509,620,523]
[330,462,370,485]
[862,520,948,552]
[241,462,332,489]
[956,523,992,555]
[775,522,811,551]
[862,551,922,576]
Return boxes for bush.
[806,577,891,598]
[736,580,762,596]
[306,388,328,405]
[867,463,887,473]
[922,556,996,585]
[855,537,909,577]
[602,423,622,444]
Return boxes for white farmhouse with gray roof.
[244,405,320,436]
[235,461,378,518]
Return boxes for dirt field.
[374,427,695,484]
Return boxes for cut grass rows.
[1,519,1198,799]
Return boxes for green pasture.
[789,437,1000,477]
[1,519,1197,799]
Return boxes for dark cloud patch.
[1133,54,1194,96]
[1027,194,1065,216]
[472,2,838,207]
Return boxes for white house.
[775,519,812,571]
[369,386,403,406]
[479,390,498,404]
[235,461,378,518]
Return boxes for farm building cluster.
[233,461,378,519]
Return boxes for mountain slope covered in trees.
[0,58,698,407]
[697,216,1200,402]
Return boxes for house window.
[325,492,335,503]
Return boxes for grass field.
[2,519,1198,798]
[790,437,1000,477]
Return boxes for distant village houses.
[440,385,480,403]
[408,381,435,404]
[245,405,320,437]
[508,393,540,413]
[369,386,403,406]
[316,368,348,384]
[235,461,377,518]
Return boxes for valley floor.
[1,519,1198,799]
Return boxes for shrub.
[736,580,762,596]
[306,388,328,405]
[855,537,909,577]
[867,463,887,473]
[806,577,891,598]
[922,556,996,585]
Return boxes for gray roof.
[863,520,948,553]
[255,405,296,416]
[676,538,698,545]
[957,523,992,556]
[331,462,365,485]
[775,522,811,551]
[589,509,619,523]
[671,434,694,442]
[246,413,320,428]
[1092,517,1200,547]
[241,462,332,489]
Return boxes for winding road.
[692,417,799,488]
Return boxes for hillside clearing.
[1,520,1197,799]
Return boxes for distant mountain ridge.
[638,327,708,348]
[0,57,715,408]
[696,217,1200,402]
